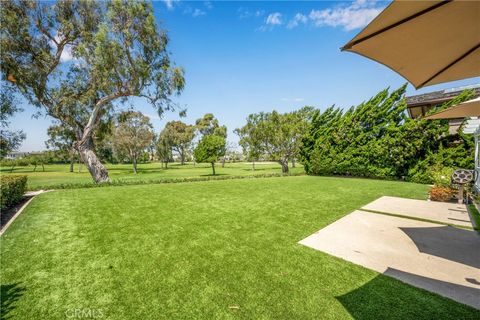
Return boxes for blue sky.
[10,0,480,151]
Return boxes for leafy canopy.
[194,135,226,164]
[113,111,154,161]
[0,0,185,137]
[300,85,475,182]
[0,84,26,158]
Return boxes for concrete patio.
[300,197,480,309]
[362,196,473,228]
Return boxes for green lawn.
[1,176,478,319]
[0,161,304,190]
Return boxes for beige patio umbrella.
[425,97,480,119]
[342,0,480,89]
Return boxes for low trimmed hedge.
[29,172,305,191]
[1,175,27,210]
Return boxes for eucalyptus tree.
[113,111,154,174]
[237,107,312,173]
[235,114,265,171]
[0,0,185,182]
[157,130,173,169]
[195,113,227,138]
[46,122,77,172]
[0,84,25,159]
[163,121,195,165]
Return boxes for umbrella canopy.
[342,1,480,89]
[424,97,480,119]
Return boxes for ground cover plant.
[0,162,304,190]
[1,176,478,319]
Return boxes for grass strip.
[467,204,480,233]
[360,208,474,230]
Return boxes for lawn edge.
[0,190,49,236]
[360,208,474,230]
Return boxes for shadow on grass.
[241,167,276,172]
[199,173,228,177]
[336,270,480,319]
[1,283,26,320]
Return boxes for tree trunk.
[222,156,226,168]
[279,160,289,174]
[33,164,37,172]
[165,161,168,169]
[69,157,74,173]
[41,163,45,172]
[252,160,255,171]
[211,162,216,175]
[132,156,138,174]
[77,138,110,183]
[292,158,296,168]
[180,150,185,165]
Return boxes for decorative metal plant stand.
[451,169,474,204]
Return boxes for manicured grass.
[2,176,478,319]
[468,204,480,233]
[0,161,304,190]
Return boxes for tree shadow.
[199,173,228,177]
[336,269,480,319]
[241,167,274,172]
[1,283,26,320]
[399,226,480,269]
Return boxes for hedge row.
[300,85,475,184]
[29,172,305,191]
[1,175,27,210]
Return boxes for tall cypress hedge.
[300,84,475,183]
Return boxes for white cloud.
[281,97,304,102]
[266,12,282,26]
[182,5,207,18]
[145,113,161,121]
[262,1,384,31]
[238,8,265,19]
[308,0,383,31]
[287,13,308,29]
[50,35,74,62]
[60,46,73,62]
[162,0,175,11]
[204,1,213,10]
[192,8,206,17]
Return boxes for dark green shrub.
[301,85,475,184]
[1,175,27,210]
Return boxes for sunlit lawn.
[2,176,478,319]
[0,161,303,190]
